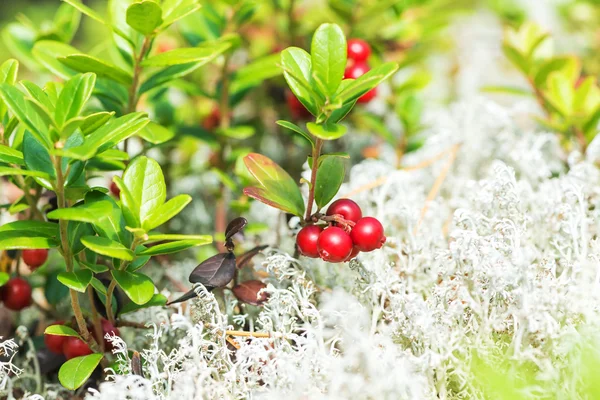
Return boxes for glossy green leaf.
[53,3,82,42]
[310,23,346,96]
[44,325,80,338]
[137,121,175,144]
[280,47,318,115]
[0,83,51,147]
[0,144,24,165]
[58,353,104,391]
[60,113,149,160]
[276,120,314,147]
[335,62,399,104]
[81,236,134,261]
[0,59,19,85]
[161,0,200,29]
[79,260,109,273]
[217,126,255,140]
[68,221,96,255]
[306,122,347,140]
[142,42,230,67]
[45,271,70,305]
[57,270,93,293]
[32,41,78,80]
[20,81,54,112]
[2,24,37,72]
[0,231,58,250]
[314,156,345,210]
[137,239,210,256]
[58,54,133,85]
[144,233,212,243]
[47,201,112,223]
[0,220,59,237]
[22,132,54,179]
[55,73,96,129]
[122,156,166,228]
[140,63,198,93]
[143,194,191,231]
[230,53,281,95]
[79,112,114,136]
[126,1,163,35]
[112,270,155,305]
[120,293,167,314]
[0,166,51,179]
[0,273,8,287]
[242,153,305,217]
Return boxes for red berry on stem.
[317,227,353,263]
[0,278,32,311]
[357,87,377,103]
[44,322,67,354]
[22,249,48,270]
[62,337,92,360]
[296,225,323,258]
[350,217,386,252]
[100,318,120,351]
[347,39,371,62]
[326,199,363,223]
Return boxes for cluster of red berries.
[0,249,48,311]
[345,38,376,103]
[296,199,386,263]
[45,319,120,359]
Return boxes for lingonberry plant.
[243,23,396,263]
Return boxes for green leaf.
[20,81,54,112]
[119,293,167,314]
[306,122,347,140]
[63,0,107,26]
[0,231,58,250]
[53,3,82,43]
[276,120,314,147]
[68,221,96,255]
[58,54,133,85]
[47,202,112,223]
[242,153,305,217]
[161,0,200,26]
[57,270,93,293]
[60,113,149,160]
[230,53,282,96]
[0,144,24,165]
[32,41,78,80]
[58,354,104,391]
[45,271,70,305]
[44,325,81,338]
[79,261,109,273]
[335,62,399,104]
[55,73,96,129]
[80,192,129,244]
[2,24,37,72]
[0,83,51,148]
[281,47,318,115]
[81,112,115,136]
[144,233,212,243]
[143,194,191,231]
[502,44,529,75]
[81,236,134,261]
[112,270,155,305]
[314,156,345,210]
[122,156,166,228]
[126,1,163,35]
[137,121,175,144]
[23,132,55,179]
[0,220,59,237]
[142,42,231,67]
[481,85,532,96]
[0,59,19,85]
[137,239,210,256]
[310,23,346,96]
[534,56,576,87]
[0,166,51,180]
[217,126,255,140]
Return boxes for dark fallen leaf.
[225,217,248,240]
[189,252,236,288]
[131,351,143,377]
[232,280,268,306]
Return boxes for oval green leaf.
[44,324,81,338]
[81,236,134,261]
[57,270,93,293]
[58,353,104,391]
[112,270,155,305]
[314,156,345,210]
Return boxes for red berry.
[326,199,363,223]
[347,39,371,62]
[296,225,323,258]
[285,91,311,119]
[357,87,377,103]
[110,181,120,198]
[345,246,360,262]
[62,337,92,360]
[344,62,370,79]
[350,217,386,252]
[22,249,48,270]
[44,322,67,354]
[0,278,32,311]
[317,227,353,263]
[202,108,221,130]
